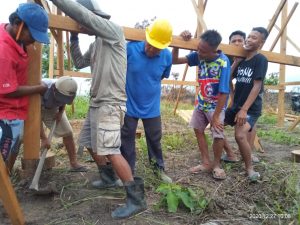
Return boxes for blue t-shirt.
[126,41,172,118]
[186,51,230,112]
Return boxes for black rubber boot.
[111,177,147,219]
[92,163,123,189]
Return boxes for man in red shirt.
[0,3,49,173]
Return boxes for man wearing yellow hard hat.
[121,18,173,183]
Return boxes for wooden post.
[23,44,42,165]
[56,9,64,77]
[0,156,25,225]
[277,2,288,127]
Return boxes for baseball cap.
[16,3,49,44]
[76,0,111,19]
[54,76,78,105]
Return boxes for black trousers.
[120,115,165,174]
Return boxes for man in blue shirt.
[121,19,173,183]
[173,30,230,180]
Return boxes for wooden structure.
[1,0,300,224]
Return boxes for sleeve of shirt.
[70,40,92,69]
[218,57,231,94]
[253,54,268,81]
[162,50,172,79]
[51,0,124,43]
[186,51,199,67]
[0,58,18,94]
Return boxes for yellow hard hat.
[145,19,173,49]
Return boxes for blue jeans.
[0,120,23,161]
[120,115,165,174]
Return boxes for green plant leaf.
[166,191,179,213]
[177,191,194,211]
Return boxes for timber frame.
[1,0,300,224]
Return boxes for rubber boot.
[111,177,147,219]
[92,163,123,189]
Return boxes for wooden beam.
[23,45,42,160]
[265,85,284,90]
[55,69,199,86]
[269,2,298,51]
[54,69,91,78]
[267,0,287,33]
[288,116,300,131]
[278,2,288,127]
[274,24,300,53]
[282,81,300,86]
[0,157,25,225]
[48,14,300,67]
[191,0,207,31]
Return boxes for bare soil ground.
[0,112,300,225]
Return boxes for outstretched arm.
[172,30,192,65]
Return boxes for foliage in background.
[155,183,209,213]
[42,39,78,78]
[257,129,300,145]
[65,96,89,119]
[264,72,279,85]
[257,113,277,125]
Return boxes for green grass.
[257,128,300,145]
[65,96,89,119]
[257,113,277,125]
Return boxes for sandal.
[212,168,226,180]
[189,164,212,174]
[248,171,260,182]
[221,154,239,163]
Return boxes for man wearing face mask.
[120,19,173,183]
[48,0,147,219]
[0,3,49,173]
[40,76,87,172]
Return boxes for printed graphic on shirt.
[236,66,253,84]
[196,58,227,112]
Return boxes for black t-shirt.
[232,53,268,116]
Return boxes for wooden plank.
[278,2,288,127]
[54,70,91,78]
[23,44,42,160]
[55,70,199,86]
[56,9,64,77]
[269,2,298,51]
[254,134,264,153]
[191,0,207,31]
[49,35,55,78]
[274,24,300,52]
[0,155,25,225]
[288,116,300,131]
[48,14,300,67]
[267,0,287,33]
[176,110,194,123]
[265,85,284,90]
[282,81,300,86]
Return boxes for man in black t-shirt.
[224,27,269,182]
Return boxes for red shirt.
[0,24,29,120]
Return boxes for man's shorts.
[189,108,225,139]
[79,105,125,156]
[41,108,73,137]
[0,120,23,160]
[224,108,259,131]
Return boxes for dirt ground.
[0,113,300,225]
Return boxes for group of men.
[0,0,268,219]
